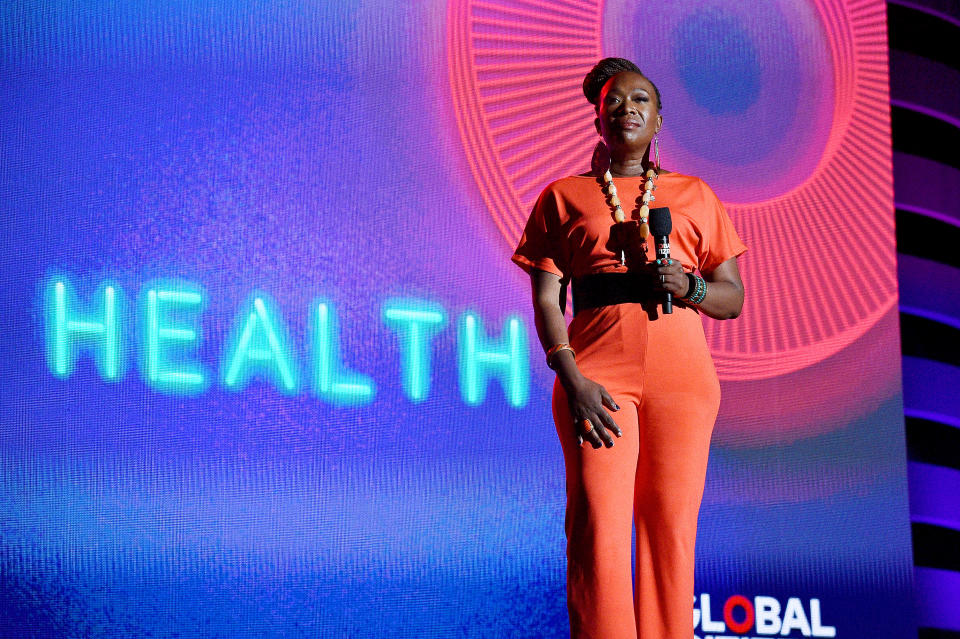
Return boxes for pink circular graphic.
[447,0,898,440]
[447,0,895,385]
[602,0,837,204]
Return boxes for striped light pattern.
[447,0,602,246]
[888,1,960,633]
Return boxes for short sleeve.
[695,179,747,274]
[511,187,566,279]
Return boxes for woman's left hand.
[653,258,688,298]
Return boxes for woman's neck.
[608,150,650,176]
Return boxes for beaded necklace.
[601,166,658,265]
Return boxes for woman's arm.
[655,256,744,320]
[530,268,622,449]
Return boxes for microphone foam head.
[648,207,672,236]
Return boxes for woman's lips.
[615,118,642,129]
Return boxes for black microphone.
[648,207,673,315]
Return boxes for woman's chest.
[561,188,702,267]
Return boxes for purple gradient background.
[0,1,915,637]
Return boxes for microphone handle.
[655,236,673,314]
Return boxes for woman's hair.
[582,57,662,111]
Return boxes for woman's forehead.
[603,71,653,94]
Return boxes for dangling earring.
[653,132,661,172]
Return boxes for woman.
[512,58,746,639]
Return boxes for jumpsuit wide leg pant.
[553,302,720,639]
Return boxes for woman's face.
[595,72,662,155]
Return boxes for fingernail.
[613,403,620,410]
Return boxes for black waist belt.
[571,272,657,316]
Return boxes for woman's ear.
[656,114,663,133]
[594,117,601,135]
[590,140,610,175]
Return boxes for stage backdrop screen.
[1,1,915,637]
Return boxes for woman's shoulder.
[543,174,602,191]
[659,171,722,201]
[658,170,705,186]
[532,174,603,206]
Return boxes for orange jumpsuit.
[512,173,746,639]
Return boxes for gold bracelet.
[546,343,575,370]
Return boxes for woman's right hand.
[528,268,622,449]
[561,374,622,449]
